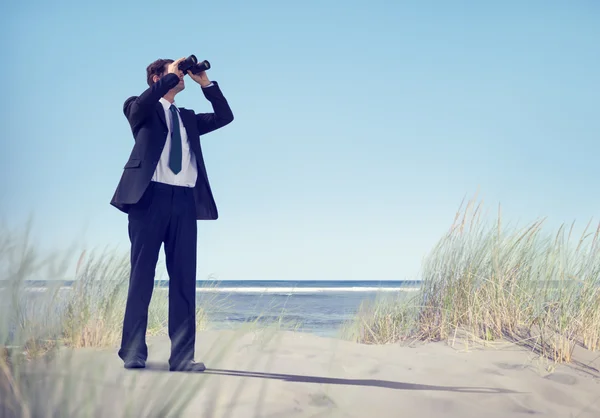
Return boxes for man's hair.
[146,58,174,87]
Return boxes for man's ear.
[153,75,160,84]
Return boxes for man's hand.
[168,57,186,80]
[187,70,212,88]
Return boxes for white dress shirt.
[152,97,198,187]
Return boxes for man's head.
[146,58,185,95]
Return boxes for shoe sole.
[124,362,146,369]
[169,365,206,372]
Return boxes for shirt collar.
[159,97,178,112]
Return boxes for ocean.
[191,280,420,337]
[1,280,421,338]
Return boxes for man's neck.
[162,93,176,104]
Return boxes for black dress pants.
[118,181,197,368]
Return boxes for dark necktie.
[169,104,182,174]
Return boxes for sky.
[0,0,598,282]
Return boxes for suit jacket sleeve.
[123,73,181,132]
[196,81,234,136]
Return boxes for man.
[110,56,234,371]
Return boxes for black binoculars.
[178,55,211,75]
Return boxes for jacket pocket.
[124,158,141,169]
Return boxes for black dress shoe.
[124,359,146,369]
[169,361,206,372]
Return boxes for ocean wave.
[6,286,419,294]
[194,287,419,293]
[1,287,72,293]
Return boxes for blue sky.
[0,0,598,281]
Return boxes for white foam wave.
[12,286,419,294]
[194,287,419,293]
[1,287,72,293]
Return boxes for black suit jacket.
[110,73,234,220]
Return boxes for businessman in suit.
[110,56,234,371]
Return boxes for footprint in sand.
[544,373,578,386]
[495,362,528,371]
[481,367,505,376]
[539,385,580,408]
[368,366,381,375]
[308,392,336,408]
[511,404,540,415]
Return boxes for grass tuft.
[60,249,209,349]
[0,221,219,417]
[0,220,305,417]
[345,196,600,363]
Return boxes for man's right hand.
[168,57,186,79]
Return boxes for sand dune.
[14,330,600,417]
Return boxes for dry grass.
[2,247,211,355]
[0,221,220,417]
[340,293,417,344]
[346,195,600,363]
[0,220,300,417]
[3,194,598,415]
[60,250,210,349]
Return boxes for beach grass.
[61,249,214,349]
[1,246,212,358]
[344,196,600,364]
[0,220,299,417]
[2,195,599,416]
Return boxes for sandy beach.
[11,329,599,418]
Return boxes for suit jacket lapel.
[156,103,168,129]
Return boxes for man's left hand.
[187,70,212,88]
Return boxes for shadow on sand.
[144,363,519,394]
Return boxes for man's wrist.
[200,81,214,88]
